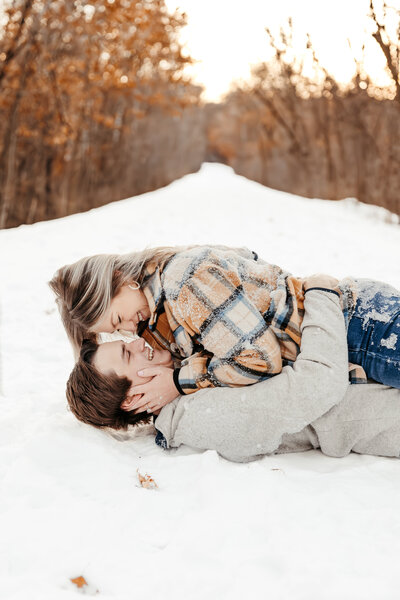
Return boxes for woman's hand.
[126,366,180,414]
[303,273,339,292]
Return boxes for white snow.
[355,279,400,328]
[380,333,398,350]
[1,163,400,600]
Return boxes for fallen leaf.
[137,468,158,489]
[69,576,99,595]
[71,576,87,589]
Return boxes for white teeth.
[147,347,154,361]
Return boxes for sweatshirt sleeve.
[155,290,349,462]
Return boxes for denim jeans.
[347,279,400,389]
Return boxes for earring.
[128,281,141,290]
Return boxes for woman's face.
[91,284,151,335]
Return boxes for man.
[66,336,171,430]
[66,290,400,462]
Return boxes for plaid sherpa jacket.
[141,246,365,394]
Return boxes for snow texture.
[380,333,398,350]
[1,164,400,600]
[356,279,398,328]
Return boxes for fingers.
[121,393,143,412]
[130,392,166,414]
[129,370,162,398]
[128,381,159,411]
[130,369,170,397]
[126,367,177,414]
[137,366,167,378]
[127,392,142,402]
[132,399,152,414]
[132,394,164,414]
[129,383,150,396]
[122,394,154,414]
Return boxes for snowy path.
[1,164,400,599]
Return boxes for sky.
[165,0,399,101]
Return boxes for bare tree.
[205,11,400,216]
[369,0,400,102]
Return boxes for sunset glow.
[165,0,399,100]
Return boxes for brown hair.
[66,339,151,430]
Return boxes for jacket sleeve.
[168,259,284,394]
[155,290,350,461]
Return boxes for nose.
[121,319,137,333]
[127,337,145,352]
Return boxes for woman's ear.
[121,393,142,411]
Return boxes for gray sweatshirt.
[155,290,400,462]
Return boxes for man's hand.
[123,366,179,414]
[303,273,339,292]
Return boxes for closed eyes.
[122,345,131,362]
[113,314,122,329]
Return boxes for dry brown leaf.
[137,468,158,489]
[70,576,87,589]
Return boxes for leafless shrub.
[206,4,400,215]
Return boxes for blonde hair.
[49,244,250,356]
[49,246,180,356]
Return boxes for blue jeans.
[347,279,400,389]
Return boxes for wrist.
[303,274,339,292]
[173,368,185,396]
[304,287,340,298]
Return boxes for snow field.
[1,164,400,599]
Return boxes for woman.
[49,245,400,413]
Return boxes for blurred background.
[0,0,399,229]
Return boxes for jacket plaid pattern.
[142,246,365,394]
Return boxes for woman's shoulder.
[167,244,256,268]
[164,245,253,277]
[162,246,218,291]
[162,245,260,299]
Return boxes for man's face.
[93,337,173,386]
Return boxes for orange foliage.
[0,0,201,227]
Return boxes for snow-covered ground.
[1,164,400,600]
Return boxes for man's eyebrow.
[121,343,125,362]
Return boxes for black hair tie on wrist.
[304,287,340,298]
